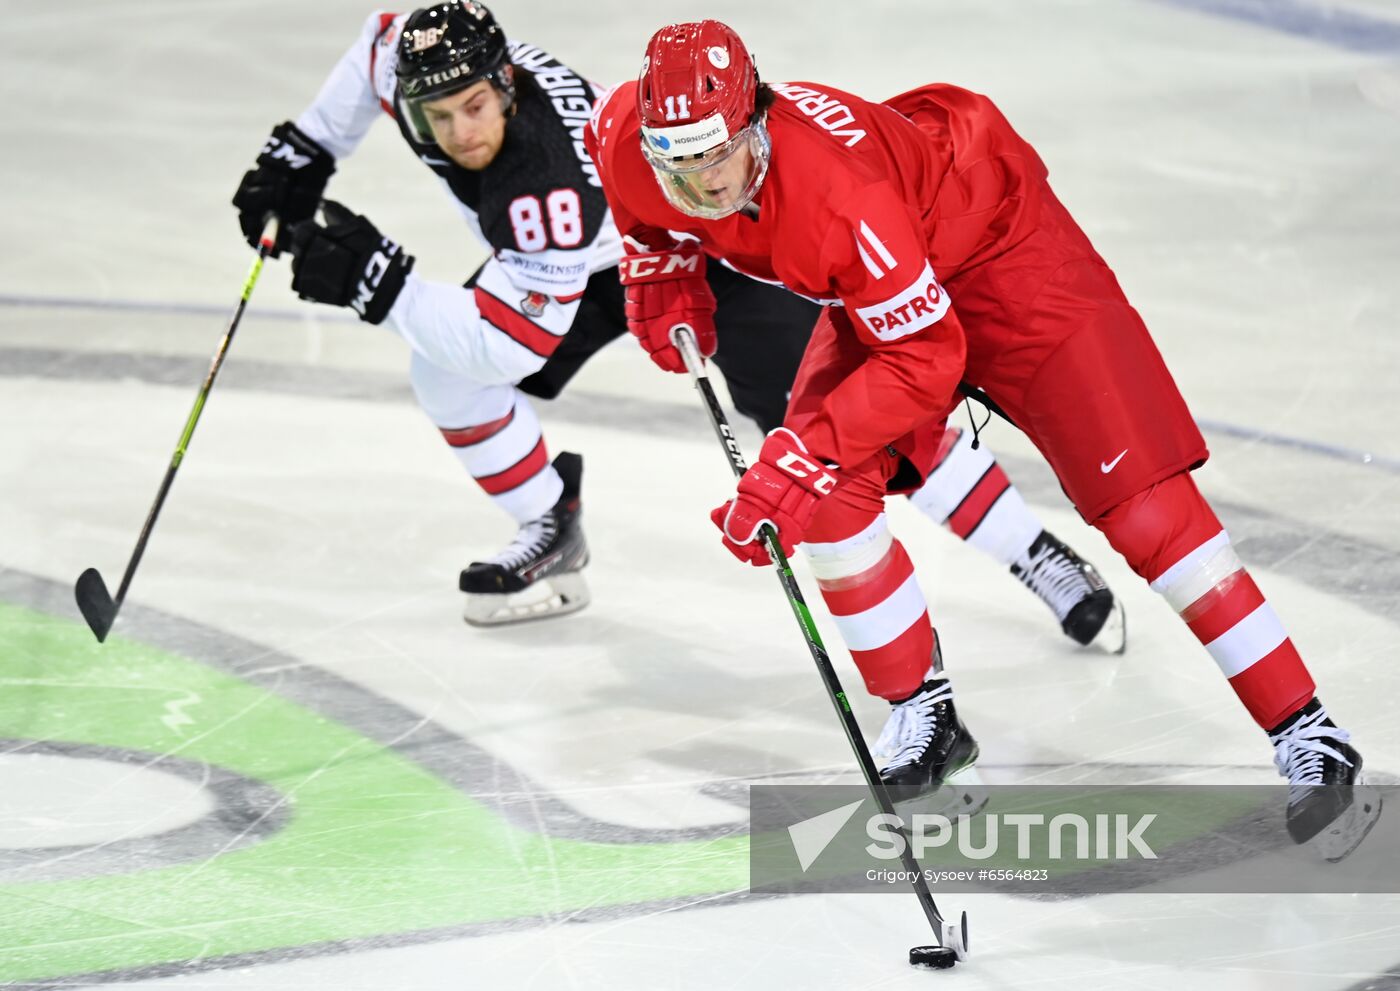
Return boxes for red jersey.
[587,79,1050,468]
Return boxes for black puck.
[909,945,958,969]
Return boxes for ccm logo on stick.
[776,452,838,494]
[855,262,952,341]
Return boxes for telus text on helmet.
[509,42,601,187]
[411,63,476,93]
[768,83,867,147]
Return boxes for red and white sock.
[436,389,561,524]
[908,427,1043,566]
[803,514,934,700]
[1096,473,1314,728]
[1149,530,1313,727]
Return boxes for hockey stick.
[671,325,968,968]
[74,217,281,643]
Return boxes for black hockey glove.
[288,200,415,326]
[232,121,335,256]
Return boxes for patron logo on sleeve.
[855,262,952,341]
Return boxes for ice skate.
[1269,699,1382,862]
[1011,529,1126,654]
[460,452,590,626]
[874,647,984,812]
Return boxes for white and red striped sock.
[803,515,934,700]
[437,391,561,524]
[908,427,1043,566]
[1150,530,1314,728]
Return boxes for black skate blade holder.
[672,324,969,968]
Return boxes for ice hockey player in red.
[230,2,1127,648]
[587,20,1380,856]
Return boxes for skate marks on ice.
[3,563,1397,986]
[1343,963,1400,991]
[4,330,1400,985]
[0,568,752,847]
[4,322,1400,472]
[0,569,759,987]
[0,738,287,885]
[2,336,1399,623]
[0,337,706,442]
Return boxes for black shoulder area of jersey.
[393,41,608,258]
[479,44,607,255]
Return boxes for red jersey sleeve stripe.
[476,438,549,495]
[439,407,516,448]
[370,15,399,117]
[474,286,565,359]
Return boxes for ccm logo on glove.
[618,251,702,282]
[288,200,414,326]
[232,120,336,256]
[711,428,844,567]
[261,134,315,171]
[617,244,717,373]
[352,242,406,318]
[775,451,838,493]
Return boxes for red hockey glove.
[618,245,717,373]
[710,428,843,567]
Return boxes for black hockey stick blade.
[75,568,118,642]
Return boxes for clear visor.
[399,91,444,146]
[396,76,512,148]
[642,118,771,221]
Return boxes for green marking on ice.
[0,604,747,982]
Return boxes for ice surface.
[2,0,1399,987]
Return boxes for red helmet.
[637,21,771,220]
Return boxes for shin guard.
[803,515,934,700]
[1095,473,1314,727]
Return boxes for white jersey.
[294,11,623,384]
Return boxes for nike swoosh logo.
[1101,449,1129,474]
